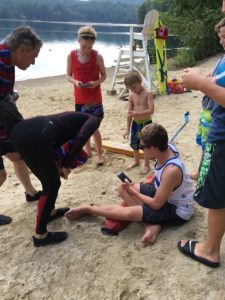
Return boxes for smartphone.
[117,171,132,183]
[79,82,90,88]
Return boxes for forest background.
[0,0,224,66]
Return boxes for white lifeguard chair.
[108,10,159,98]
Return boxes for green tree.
[163,0,223,64]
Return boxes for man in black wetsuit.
[10,111,99,247]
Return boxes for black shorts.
[0,156,4,170]
[140,183,187,226]
[0,141,15,156]
[194,141,225,209]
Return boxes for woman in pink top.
[67,26,106,165]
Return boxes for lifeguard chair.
[108,10,159,98]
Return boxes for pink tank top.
[71,49,102,105]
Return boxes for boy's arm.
[123,95,133,138]
[181,68,225,108]
[88,54,107,88]
[124,165,182,209]
[131,91,154,119]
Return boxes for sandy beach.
[0,55,225,300]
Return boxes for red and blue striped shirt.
[0,43,15,143]
[0,43,14,98]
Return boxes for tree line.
[137,0,224,66]
[0,0,139,24]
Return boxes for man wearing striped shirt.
[0,26,42,225]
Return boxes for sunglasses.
[139,144,150,150]
[78,34,96,41]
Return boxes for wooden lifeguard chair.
[108,10,159,98]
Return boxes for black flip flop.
[49,207,70,222]
[0,214,12,226]
[177,240,220,268]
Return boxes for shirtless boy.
[123,70,154,175]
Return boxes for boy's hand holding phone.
[117,171,132,184]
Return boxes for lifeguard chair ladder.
[108,10,159,98]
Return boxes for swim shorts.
[196,109,212,151]
[130,117,152,150]
[75,103,104,121]
[194,141,225,209]
[140,182,186,226]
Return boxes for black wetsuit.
[10,111,99,234]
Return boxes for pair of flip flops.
[49,207,70,222]
[177,240,220,268]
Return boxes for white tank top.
[154,144,195,220]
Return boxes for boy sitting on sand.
[123,70,154,175]
[66,123,195,246]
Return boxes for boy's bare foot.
[189,171,199,180]
[141,224,161,246]
[87,152,92,158]
[126,162,140,170]
[65,206,90,220]
[96,155,104,166]
[139,166,150,175]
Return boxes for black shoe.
[33,231,68,247]
[0,214,12,226]
[48,207,70,222]
[25,191,42,202]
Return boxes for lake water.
[0,19,131,81]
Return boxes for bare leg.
[141,224,161,246]
[117,183,142,205]
[93,129,104,165]
[180,208,225,263]
[84,139,92,158]
[6,153,38,196]
[0,168,7,187]
[189,170,199,180]
[65,203,143,222]
[126,150,140,170]
[65,183,143,219]
[189,150,203,180]
[140,152,150,175]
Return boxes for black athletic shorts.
[0,142,15,156]
[0,156,4,170]
[140,183,187,226]
[194,141,225,209]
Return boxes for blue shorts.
[75,104,104,121]
[130,118,152,150]
[140,183,187,226]
[196,109,212,151]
